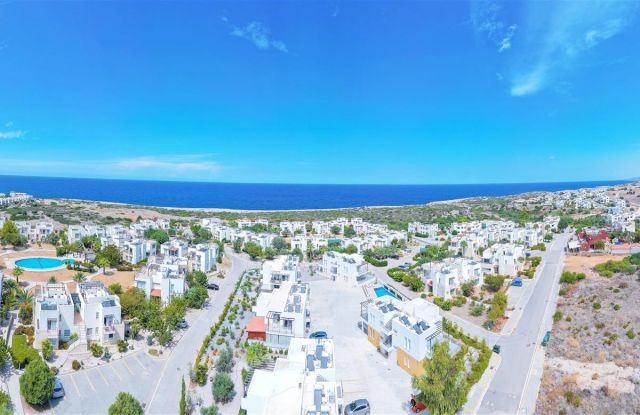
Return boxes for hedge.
[443,319,492,386]
[364,255,387,267]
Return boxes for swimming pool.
[14,257,74,271]
[374,286,397,298]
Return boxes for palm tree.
[2,278,17,294]
[11,266,24,285]
[48,276,57,284]
[15,288,33,307]
[73,272,86,283]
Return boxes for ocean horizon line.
[0,174,633,187]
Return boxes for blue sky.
[0,1,639,184]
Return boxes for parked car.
[309,331,328,339]
[492,344,501,354]
[178,320,188,329]
[541,330,551,346]
[344,399,370,415]
[52,378,65,399]
[207,283,219,290]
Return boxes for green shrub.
[212,372,235,403]
[10,335,39,368]
[117,339,129,353]
[560,272,586,284]
[593,303,601,310]
[553,311,563,323]
[559,288,568,296]
[564,391,581,407]
[90,342,104,358]
[626,330,636,340]
[470,303,484,317]
[72,360,81,370]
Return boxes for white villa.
[360,297,443,376]
[241,338,342,415]
[321,251,370,284]
[134,256,187,304]
[261,255,299,291]
[33,283,76,348]
[254,282,310,349]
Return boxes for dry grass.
[535,257,640,415]
[92,270,135,290]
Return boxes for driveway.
[308,279,414,415]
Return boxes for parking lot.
[307,279,414,414]
[50,351,164,414]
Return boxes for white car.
[52,378,65,399]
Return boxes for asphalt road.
[145,248,253,414]
[478,233,570,415]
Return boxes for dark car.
[492,344,501,354]
[309,331,328,339]
[207,283,219,290]
[344,399,370,415]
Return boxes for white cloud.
[498,24,518,52]
[471,1,517,53]
[0,154,222,180]
[228,21,288,53]
[0,130,25,140]
[116,155,221,173]
[508,2,638,96]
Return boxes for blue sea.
[0,175,629,210]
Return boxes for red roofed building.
[578,228,609,251]
[246,316,266,342]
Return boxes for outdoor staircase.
[68,323,88,353]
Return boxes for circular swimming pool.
[14,257,75,271]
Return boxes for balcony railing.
[266,324,294,335]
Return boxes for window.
[64,330,71,337]
[96,312,99,320]
[87,328,93,336]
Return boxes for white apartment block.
[33,283,76,348]
[242,338,342,415]
[76,282,124,345]
[15,220,54,242]
[361,297,443,376]
[122,239,157,264]
[481,243,524,276]
[321,251,369,284]
[188,243,218,273]
[160,239,189,258]
[134,256,186,304]
[261,255,300,291]
[254,282,310,349]
[421,257,483,299]
[0,192,32,205]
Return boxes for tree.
[145,229,170,245]
[271,236,288,252]
[96,257,111,274]
[41,339,54,361]
[483,275,505,293]
[345,244,358,254]
[0,338,10,368]
[487,291,508,320]
[0,220,24,246]
[179,377,187,415]
[215,347,234,373]
[185,286,208,309]
[119,288,146,319]
[200,405,219,415]
[212,372,235,403]
[192,271,208,288]
[291,247,304,262]
[594,240,606,250]
[330,225,341,235]
[99,244,122,267]
[232,238,243,253]
[48,276,57,284]
[246,342,268,367]
[108,392,143,415]
[412,342,469,415]
[73,271,86,283]
[108,283,123,295]
[20,358,55,405]
[344,225,357,238]
[11,266,24,285]
[243,242,263,260]
[460,281,475,297]
[164,296,187,329]
[263,247,276,260]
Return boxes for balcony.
[266,324,294,336]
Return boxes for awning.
[150,288,162,298]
